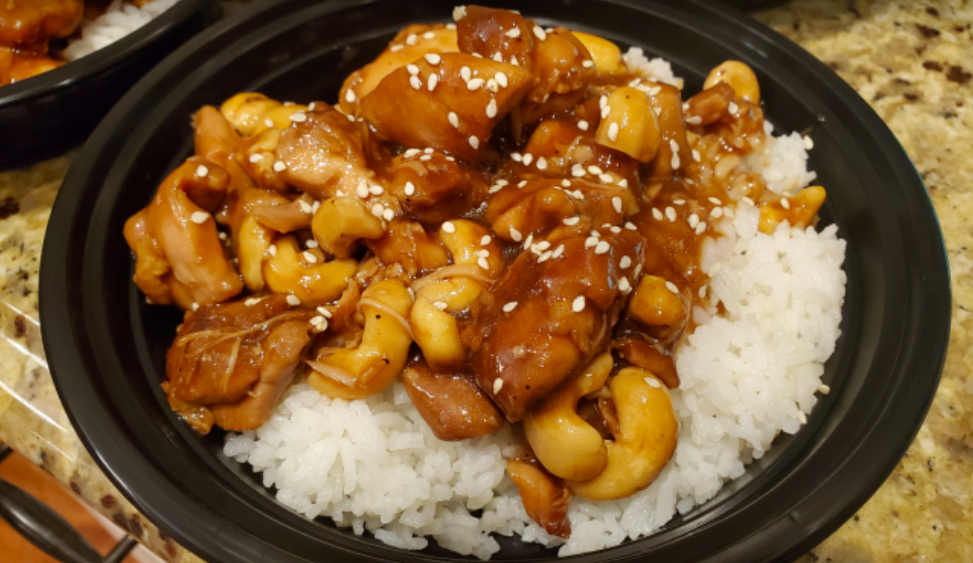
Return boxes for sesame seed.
[486,99,498,118]
[688,213,700,228]
[571,164,586,177]
[479,235,491,246]
[742,196,756,206]
[522,234,534,250]
[390,44,403,52]
[420,155,432,161]
[522,153,533,166]
[488,184,503,194]
[487,78,499,92]
[467,78,485,90]
[310,317,329,332]
[406,33,418,45]
[446,23,456,29]
[582,59,594,68]
[248,153,264,163]
[645,377,661,389]
[587,165,603,175]
[264,118,274,127]
[422,30,435,40]
[303,251,318,263]
[618,179,629,188]
[493,378,504,393]
[446,156,455,162]
[218,231,227,241]
[669,140,679,153]
[698,286,707,299]
[369,185,384,196]
[674,199,686,206]
[594,240,610,254]
[518,180,528,187]
[469,136,480,149]
[577,119,589,131]
[191,302,199,311]
[356,183,369,198]
[441,221,456,234]
[407,64,419,75]
[607,122,620,142]
[299,200,313,214]
[533,26,547,40]
[665,207,676,222]
[495,71,508,87]
[552,244,565,259]
[427,74,439,91]
[273,160,287,173]
[196,164,209,178]
[190,211,209,224]
[652,208,663,220]
[460,66,472,82]
[433,301,448,311]
[503,301,518,313]
[692,149,702,162]
[510,152,523,162]
[477,257,489,269]
[510,56,519,65]
[599,173,613,183]
[245,297,262,307]
[316,306,332,318]
[383,209,395,221]
[711,207,724,219]
[599,95,608,108]
[781,198,791,209]
[424,53,441,65]
[447,111,460,129]
[572,296,586,312]
[671,153,681,169]
[601,105,611,119]
[584,236,598,248]
[537,251,552,263]
[563,216,580,226]
[619,277,631,293]
[665,281,679,294]
[536,157,547,170]
[409,75,422,90]
[267,244,277,257]
[620,256,632,269]
[695,221,707,235]
[290,112,307,123]
[612,196,623,214]
[625,222,637,230]
[561,179,571,188]
[286,295,301,306]
[728,101,739,115]
[371,203,384,217]
[453,5,467,20]
[592,229,602,237]
[685,115,702,125]
[804,135,815,150]
[306,240,319,248]
[509,227,522,242]
[818,384,831,394]
[505,27,521,38]
[404,148,421,158]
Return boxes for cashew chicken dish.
[126,5,844,556]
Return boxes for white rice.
[621,47,684,89]
[223,49,847,559]
[63,0,179,61]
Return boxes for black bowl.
[0,0,217,170]
[40,0,951,562]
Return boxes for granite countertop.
[0,1,970,562]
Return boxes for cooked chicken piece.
[367,220,449,279]
[250,193,315,233]
[684,82,735,127]
[506,455,572,538]
[359,52,532,161]
[487,178,634,243]
[339,23,458,113]
[455,6,594,122]
[470,230,646,422]
[193,105,256,194]
[124,157,242,309]
[402,361,504,441]
[235,127,290,191]
[0,0,83,48]
[276,103,376,199]
[643,83,692,182]
[0,47,62,85]
[612,336,680,389]
[164,295,313,433]
[387,150,489,223]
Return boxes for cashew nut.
[758,186,826,234]
[571,32,625,74]
[308,279,414,400]
[237,214,273,292]
[703,60,760,104]
[410,296,466,371]
[311,196,385,259]
[262,235,357,305]
[436,219,503,276]
[627,275,686,327]
[568,367,679,501]
[595,86,661,163]
[220,93,308,138]
[524,352,613,481]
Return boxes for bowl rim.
[40,0,952,562]
[0,0,213,109]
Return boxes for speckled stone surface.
[0,1,970,562]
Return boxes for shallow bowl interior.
[40,1,950,562]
